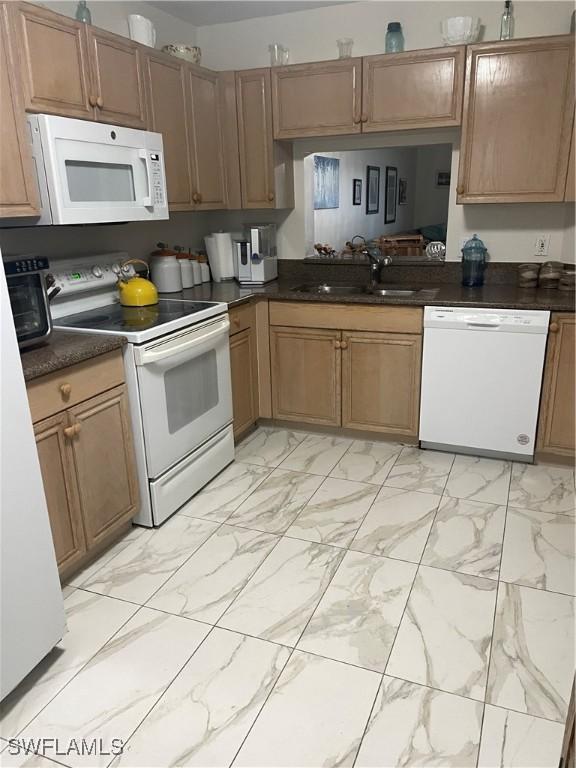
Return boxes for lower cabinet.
[341,331,422,435]
[537,313,575,459]
[269,304,423,437]
[271,326,341,426]
[28,352,139,580]
[229,303,259,440]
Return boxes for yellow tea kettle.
[117,259,158,307]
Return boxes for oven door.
[7,273,51,349]
[34,114,168,224]
[134,316,233,479]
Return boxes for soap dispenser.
[461,234,488,287]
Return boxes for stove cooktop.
[55,299,223,341]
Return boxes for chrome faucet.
[349,235,392,286]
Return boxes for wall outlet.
[535,234,550,257]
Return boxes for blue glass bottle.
[385,22,404,53]
[461,234,488,287]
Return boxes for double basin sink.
[291,283,438,298]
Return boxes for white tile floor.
[1,426,575,768]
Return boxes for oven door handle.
[135,317,229,366]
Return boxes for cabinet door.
[0,4,40,217]
[87,27,146,128]
[13,2,93,119]
[230,328,259,440]
[565,115,575,202]
[68,385,139,549]
[458,36,575,203]
[271,59,362,138]
[237,68,275,209]
[144,51,193,210]
[341,331,422,437]
[362,46,464,132]
[271,326,341,426]
[187,66,227,209]
[34,412,86,576]
[537,314,575,458]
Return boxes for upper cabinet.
[12,2,93,119]
[186,66,227,209]
[565,116,575,202]
[87,27,146,128]
[144,51,194,209]
[0,4,40,217]
[271,58,362,138]
[236,68,294,209]
[362,46,465,131]
[457,36,575,203]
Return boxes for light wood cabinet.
[12,1,92,119]
[537,313,575,460]
[362,46,465,132]
[271,58,362,138]
[34,412,86,575]
[186,66,227,209]
[144,51,193,209]
[68,385,138,548]
[229,303,259,440]
[87,27,146,128]
[27,351,139,580]
[341,331,422,436]
[0,4,40,217]
[565,116,575,202]
[270,303,423,437]
[236,68,294,209]
[457,36,575,203]
[271,326,342,426]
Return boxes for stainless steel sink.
[291,283,439,298]
[291,284,369,295]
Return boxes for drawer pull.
[60,383,72,399]
[63,423,81,439]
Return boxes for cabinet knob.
[192,192,199,204]
[549,322,559,333]
[88,95,97,107]
[96,95,104,109]
[334,340,341,349]
[361,114,368,123]
[63,422,81,439]
[457,185,464,194]
[60,383,72,399]
[267,191,275,202]
[340,340,348,350]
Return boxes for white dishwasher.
[419,306,550,461]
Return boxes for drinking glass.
[337,38,353,58]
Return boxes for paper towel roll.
[205,232,235,282]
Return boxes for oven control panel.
[52,260,136,296]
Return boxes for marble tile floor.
[1,426,575,768]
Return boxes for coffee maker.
[235,225,278,285]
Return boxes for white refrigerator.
[0,256,65,700]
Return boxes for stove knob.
[121,263,132,275]
[91,265,103,278]
[111,263,121,275]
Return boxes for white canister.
[150,254,182,293]
[178,255,195,288]
[190,255,202,285]
[199,255,210,283]
[128,14,156,47]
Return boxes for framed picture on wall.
[366,166,380,214]
[398,178,408,205]
[352,178,362,206]
[385,166,397,224]
[436,170,451,187]
[314,155,340,209]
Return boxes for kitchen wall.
[43,1,198,47]
[195,0,573,70]
[310,148,418,251]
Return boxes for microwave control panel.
[149,153,165,207]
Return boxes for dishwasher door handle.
[466,321,501,329]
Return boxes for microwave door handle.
[138,149,153,207]
[136,319,229,366]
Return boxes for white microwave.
[18,114,168,226]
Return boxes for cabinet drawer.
[269,301,422,334]
[27,349,125,423]
[229,301,255,336]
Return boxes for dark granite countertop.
[21,330,126,382]
[162,280,576,313]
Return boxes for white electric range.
[50,253,234,527]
